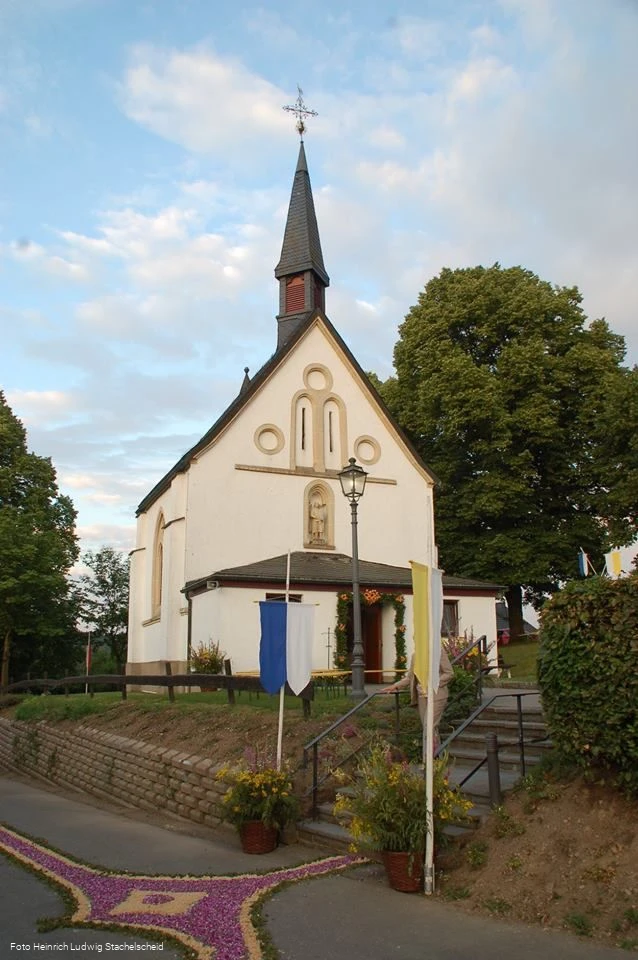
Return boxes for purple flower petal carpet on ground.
[0,825,365,959]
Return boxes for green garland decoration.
[334,590,406,680]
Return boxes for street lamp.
[338,457,368,699]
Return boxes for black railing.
[302,636,491,817]
[436,691,549,803]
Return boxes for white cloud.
[6,239,90,282]
[448,57,516,104]
[24,112,52,137]
[5,388,74,426]
[85,492,123,505]
[368,125,406,150]
[392,16,442,58]
[76,524,136,554]
[60,473,101,490]
[119,45,290,154]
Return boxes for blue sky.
[2,0,637,559]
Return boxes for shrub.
[538,574,638,796]
[190,640,226,674]
[333,741,472,852]
[443,666,479,729]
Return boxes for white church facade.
[127,142,500,683]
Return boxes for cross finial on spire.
[283,85,318,139]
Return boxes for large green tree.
[79,546,130,673]
[379,265,638,637]
[0,391,79,687]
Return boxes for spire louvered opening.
[286,275,305,313]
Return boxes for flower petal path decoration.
[0,824,365,959]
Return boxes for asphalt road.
[0,774,629,960]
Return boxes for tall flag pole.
[276,552,292,770]
[84,631,92,695]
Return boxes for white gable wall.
[184,320,435,587]
[128,317,502,675]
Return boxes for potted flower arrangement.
[190,640,226,691]
[216,751,300,854]
[333,742,472,891]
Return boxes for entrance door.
[362,603,382,684]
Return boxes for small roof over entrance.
[184,552,503,596]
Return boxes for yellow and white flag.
[411,561,431,691]
[410,562,444,693]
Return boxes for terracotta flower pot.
[239,821,278,854]
[382,851,424,893]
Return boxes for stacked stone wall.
[0,718,226,829]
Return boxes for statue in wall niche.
[308,491,326,543]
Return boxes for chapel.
[126,132,500,683]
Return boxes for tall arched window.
[323,398,343,470]
[151,513,164,619]
[294,396,313,468]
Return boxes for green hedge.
[538,574,638,795]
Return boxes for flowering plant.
[190,639,226,674]
[333,741,472,852]
[216,752,300,831]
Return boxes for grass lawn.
[501,639,539,682]
[5,688,358,724]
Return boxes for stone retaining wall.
[0,717,226,828]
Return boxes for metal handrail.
[437,690,546,796]
[302,635,491,816]
[302,690,406,815]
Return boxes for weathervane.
[283,85,318,139]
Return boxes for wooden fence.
[1,665,314,717]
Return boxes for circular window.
[254,424,285,455]
[354,435,381,465]
[303,363,333,393]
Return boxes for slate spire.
[275,141,330,349]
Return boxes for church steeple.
[275,126,329,349]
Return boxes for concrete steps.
[298,689,548,852]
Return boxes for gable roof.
[136,310,437,515]
[184,551,503,595]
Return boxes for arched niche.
[303,480,335,550]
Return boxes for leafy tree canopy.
[378,265,638,634]
[0,391,79,685]
[79,546,130,673]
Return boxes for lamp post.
[338,457,368,699]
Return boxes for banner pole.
[424,689,435,894]
[85,631,91,696]
[276,551,292,771]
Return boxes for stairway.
[297,691,549,852]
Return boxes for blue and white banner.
[259,602,314,695]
